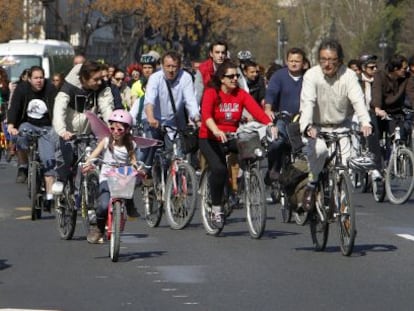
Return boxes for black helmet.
[140,54,156,67]
[359,54,378,66]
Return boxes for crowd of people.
[1,37,414,242]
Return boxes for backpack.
[279,158,309,208]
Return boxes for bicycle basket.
[181,126,199,154]
[105,166,137,199]
[236,131,263,160]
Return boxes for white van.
[0,39,75,82]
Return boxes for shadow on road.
[0,259,12,271]
[295,243,398,256]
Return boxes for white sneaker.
[371,169,382,181]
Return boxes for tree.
[0,1,23,42]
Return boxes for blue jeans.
[16,123,58,176]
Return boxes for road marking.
[161,288,177,292]
[15,207,31,211]
[15,216,31,220]
[0,309,62,311]
[397,234,414,241]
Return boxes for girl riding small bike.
[84,110,140,244]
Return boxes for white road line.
[397,234,414,241]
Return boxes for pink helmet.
[108,110,133,127]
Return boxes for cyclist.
[142,50,200,169]
[84,110,139,244]
[199,59,274,228]
[264,47,307,185]
[357,54,383,180]
[130,54,157,120]
[299,38,372,212]
[7,66,58,211]
[239,60,266,106]
[53,61,113,189]
[194,41,228,106]
[348,59,362,75]
[111,69,133,110]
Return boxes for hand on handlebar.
[148,117,159,129]
[214,129,227,143]
[61,131,74,141]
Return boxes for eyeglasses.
[319,58,338,64]
[366,65,377,70]
[109,126,125,134]
[223,73,240,79]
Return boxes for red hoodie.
[198,58,215,87]
[199,87,271,140]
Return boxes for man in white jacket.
[299,39,372,212]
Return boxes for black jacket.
[7,80,57,128]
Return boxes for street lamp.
[276,19,288,65]
[379,32,388,63]
[279,20,288,65]
[276,19,281,64]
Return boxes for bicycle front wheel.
[337,172,356,256]
[55,182,77,240]
[29,161,41,220]
[109,201,122,262]
[310,182,329,251]
[199,169,222,236]
[385,147,414,205]
[245,167,266,239]
[165,162,197,230]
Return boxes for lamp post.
[379,32,388,63]
[276,19,281,64]
[279,20,288,65]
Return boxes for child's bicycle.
[104,163,142,262]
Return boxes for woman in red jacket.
[199,59,273,228]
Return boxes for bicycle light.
[52,181,64,195]
[254,148,263,158]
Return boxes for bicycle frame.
[106,198,127,240]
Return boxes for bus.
[0,39,75,82]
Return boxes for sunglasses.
[223,73,240,79]
[110,126,125,134]
[114,77,124,81]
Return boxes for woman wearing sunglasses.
[84,110,140,243]
[199,59,274,228]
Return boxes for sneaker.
[43,199,54,212]
[302,184,316,212]
[212,212,224,229]
[371,169,382,181]
[87,225,104,244]
[16,167,28,183]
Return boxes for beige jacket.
[53,64,113,136]
[299,64,371,133]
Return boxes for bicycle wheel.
[199,169,222,236]
[144,161,163,227]
[81,172,99,234]
[279,189,292,223]
[337,172,357,256]
[309,182,329,251]
[29,162,41,220]
[165,162,197,230]
[245,167,266,239]
[385,147,414,205]
[109,201,122,262]
[55,182,77,240]
[293,210,308,226]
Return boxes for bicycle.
[102,162,140,262]
[308,129,356,256]
[142,125,197,230]
[54,134,98,240]
[383,111,414,204]
[268,111,308,225]
[199,129,267,239]
[22,129,48,220]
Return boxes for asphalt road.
[1,161,414,311]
